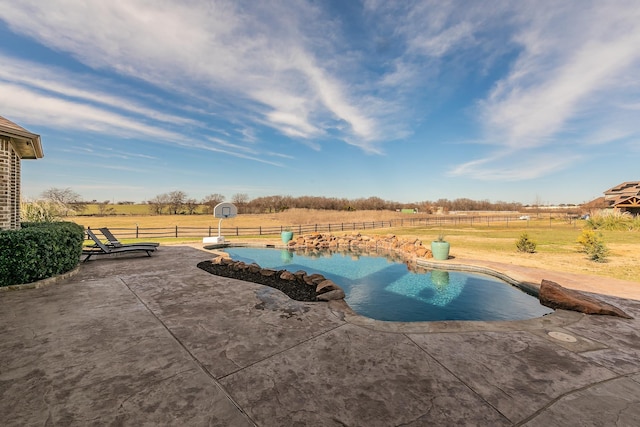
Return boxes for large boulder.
[539,280,632,319]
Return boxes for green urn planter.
[431,240,450,260]
[281,230,294,244]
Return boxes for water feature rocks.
[539,279,633,319]
[288,233,433,260]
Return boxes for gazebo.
[0,115,44,230]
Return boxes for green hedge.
[0,221,85,287]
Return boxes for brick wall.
[0,137,21,230]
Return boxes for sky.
[1,0,639,206]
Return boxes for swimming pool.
[222,247,553,322]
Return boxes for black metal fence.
[88,214,540,239]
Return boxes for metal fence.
[88,214,539,239]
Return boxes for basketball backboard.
[213,202,237,218]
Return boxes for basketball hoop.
[203,202,238,245]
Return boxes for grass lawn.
[372,223,640,283]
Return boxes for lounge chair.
[82,229,157,262]
[98,227,160,248]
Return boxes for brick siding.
[0,138,21,229]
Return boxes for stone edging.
[0,267,80,292]
[200,256,345,301]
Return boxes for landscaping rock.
[197,259,320,302]
[260,268,277,277]
[316,279,339,293]
[280,271,295,281]
[288,232,434,262]
[197,256,348,303]
[539,280,633,319]
[317,289,346,301]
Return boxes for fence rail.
[87,215,546,239]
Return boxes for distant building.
[603,181,640,216]
[0,116,44,229]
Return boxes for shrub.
[0,222,85,287]
[585,210,640,231]
[516,233,537,253]
[20,200,63,222]
[577,229,609,263]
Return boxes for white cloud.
[0,82,182,140]
[408,22,475,57]
[448,149,582,181]
[365,1,640,179]
[481,3,640,149]
[3,0,639,184]
[458,1,640,179]
[0,55,198,126]
[0,0,391,150]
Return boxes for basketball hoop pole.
[204,202,238,246]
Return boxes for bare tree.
[41,187,86,216]
[533,194,544,217]
[231,193,249,213]
[364,196,388,210]
[97,200,115,216]
[184,198,199,215]
[201,193,225,214]
[168,190,187,214]
[248,195,291,213]
[148,193,170,215]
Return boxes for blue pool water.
[223,247,554,322]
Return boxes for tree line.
[31,187,530,217]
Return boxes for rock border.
[197,256,344,302]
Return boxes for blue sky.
[1,0,639,205]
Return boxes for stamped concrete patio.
[1,245,639,426]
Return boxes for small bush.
[0,222,85,287]
[577,229,609,263]
[516,233,537,253]
[20,200,63,222]
[585,210,640,231]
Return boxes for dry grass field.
[68,209,640,283]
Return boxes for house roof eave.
[0,121,44,159]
